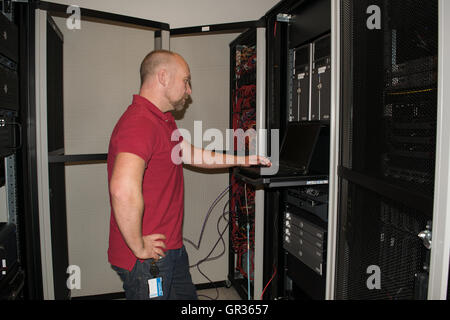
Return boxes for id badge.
[148,277,163,298]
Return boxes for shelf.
[48,153,107,164]
[338,166,433,215]
[233,168,328,189]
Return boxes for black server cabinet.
[335,0,438,300]
[0,10,24,300]
[0,3,66,300]
[262,0,331,300]
[228,26,285,300]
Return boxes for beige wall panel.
[64,164,117,296]
[54,17,154,155]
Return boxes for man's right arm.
[109,152,166,260]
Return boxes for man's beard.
[171,95,188,111]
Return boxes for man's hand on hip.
[135,233,167,260]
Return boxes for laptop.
[238,122,330,179]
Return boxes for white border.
[428,0,450,300]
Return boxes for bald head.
[138,50,192,112]
[140,50,180,86]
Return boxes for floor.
[197,286,242,300]
[111,285,243,300]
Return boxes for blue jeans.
[112,246,198,300]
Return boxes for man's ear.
[157,68,169,87]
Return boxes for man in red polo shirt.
[107,50,270,300]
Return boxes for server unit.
[289,44,312,122]
[285,185,329,222]
[282,183,329,300]
[283,206,327,276]
[283,203,327,300]
[288,33,331,123]
[311,34,331,121]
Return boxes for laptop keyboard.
[279,161,305,172]
[282,167,305,175]
[241,163,306,176]
[276,163,306,175]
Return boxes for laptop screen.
[279,123,322,170]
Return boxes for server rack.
[227,0,333,301]
[228,29,258,300]
[335,0,439,300]
[0,4,69,300]
[0,7,25,300]
[270,0,331,301]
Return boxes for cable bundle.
[230,174,256,282]
[230,44,258,294]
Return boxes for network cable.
[183,185,233,300]
[183,185,230,251]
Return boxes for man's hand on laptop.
[241,155,272,168]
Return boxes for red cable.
[260,265,277,300]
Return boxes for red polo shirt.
[107,95,184,271]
